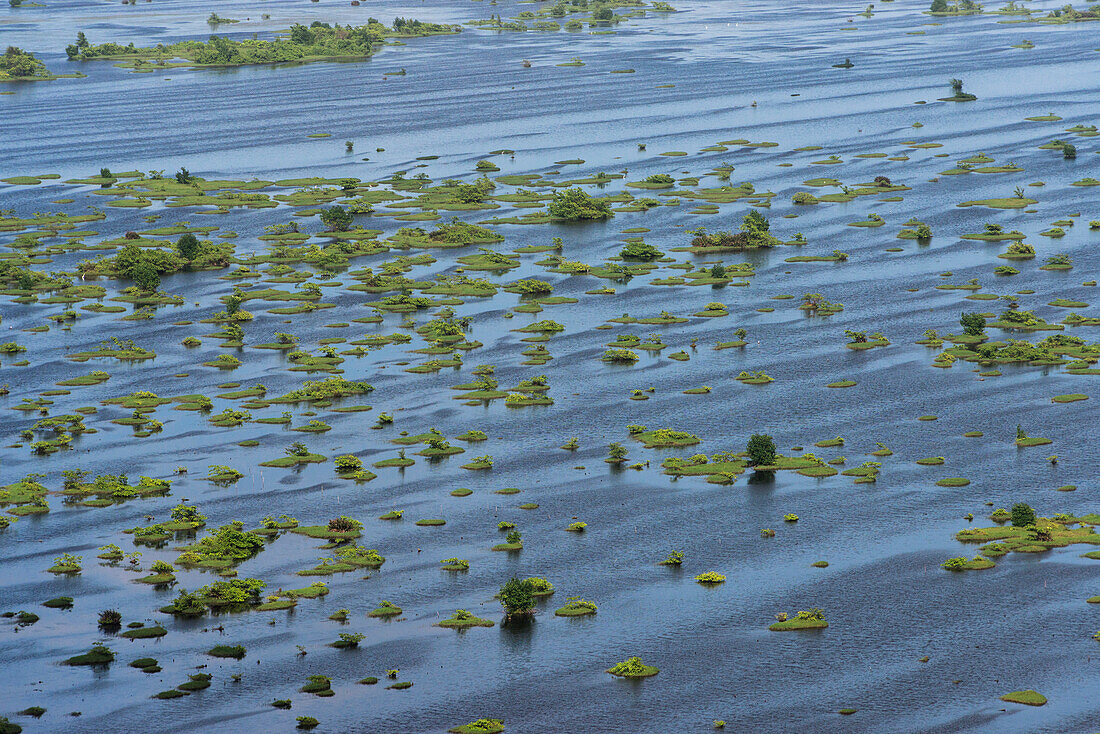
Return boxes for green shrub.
[747,433,777,466]
[548,187,613,220]
[1011,502,1036,527]
[499,577,535,616]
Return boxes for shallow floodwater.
[1,0,1100,732]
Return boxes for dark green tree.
[176,232,200,261]
[499,577,535,617]
[960,312,986,336]
[65,32,90,59]
[320,205,352,232]
[746,433,777,467]
[740,209,779,247]
[131,261,160,292]
[1010,502,1036,527]
[289,23,314,43]
[452,183,485,204]
[619,240,663,260]
[548,187,612,221]
[224,290,243,316]
[1,46,45,78]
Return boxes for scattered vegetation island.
[0,0,1094,729]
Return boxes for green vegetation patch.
[436,609,495,629]
[606,656,659,678]
[1000,690,1047,706]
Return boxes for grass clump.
[607,656,659,678]
[449,720,505,734]
[942,556,995,571]
[555,597,597,617]
[769,608,828,631]
[1000,690,1047,706]
[694,571,726,584]
[369,600,402,618]
[120,625,168,639]
[208,644,246,659]
[436,609,495,629]
[64,643,115,666]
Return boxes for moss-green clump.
[554,597,598,617]
[1015,436,1052,447]
[694,571,726,584]
[606,656,659,678]
[769,612,828,631]
[436,609,495,629]
[208,644,246,659]
[1000,690,1047,706]
[369,600,403,618]
[120,625,168,639]
[301,674,332,695]
[64,644,115,666]
[289,522,362,540]
[260,452,327,468]
[177,673,212,691]
[958,197,1037,210]
[255,599,297,611]
[942,556,995,571]
[449,719,505,734]
[634,428,700,448]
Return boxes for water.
[1,0,1099,732]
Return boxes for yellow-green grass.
[1000,690,1046,706]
